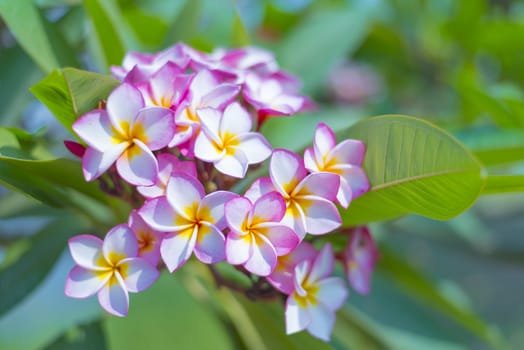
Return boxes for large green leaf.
[31,68,119,135]
[0,0,58,72]
[0,216,89,318]
[276,7,372,94]
[342,115,486,226]
[83,0,127,67]
[483,175,524,194]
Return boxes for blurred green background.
[1,0,524,349]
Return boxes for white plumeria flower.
[304,122,369,208]
[285,244,348,341]
[194,102,272,178]
[65,225,160,317]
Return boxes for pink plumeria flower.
[137,153,197,199]
[245,149,341,239]
[243,72,314,125]
[111,43,190,82]
[194,102,272,178]
[135,62,193,109]
[65,225,160,317]
[267,241,316,294]
[72,83,174,186]
[169,69,240,154]
[224,192,299,276]
[138,173,238,272]
[285,243,348,341]
[304,123,369,208]
[343,226,379,295]
[128,210,165,266]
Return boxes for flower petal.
[313,123,337,160]
[336,165,370,199]
[285,295,311,335]
[270,149,306,195]
[329,139,365,166]
[97,274,129,317]
[194,129,224,162]
[68,235,104,270]
[295,172,339,200]
[103,224,139,264]
[166,173,204,220]
[306,303,335,341]
[194,223,226,263]
[116,140,158,186]
[220,102,252,135]
[225,232,251,265]
[251,191,286,224]
[201,83,240,109]
[244,234,277,276]
[300,197,341,235]
[303,147,320,172]
[106,84,144,135]
[139,197,190,232]
[160,226,198,272]
[199,191,239,230]
[119,257,160,293]
[281,200,307,240]
[235,133,272,164]
[65,266,108,298]
[244,177,275,202]
[307,244,334,283]
[224,196,252,235]
[82,144,128,182]
[316,277,348,311]
[258,224,299,256]
[134,107,175,150]
[214,150,249,178]
[72,110,116,152]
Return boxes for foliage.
[1,0,523,349]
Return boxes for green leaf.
[232,11,250,46]
[342,115,486,226]
[377,248,506,349]
[31,68,119,135]
[0,0,59,72]
[0,46,42,126]
[276,7,372,94]
[43,321,107,350]
[483,175,524,194]
[83,0,127,67]
[0,216,89,318]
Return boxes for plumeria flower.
[245,149,341,239]
[169,69,240,155]
[285,244,348,341]
[72,83,174,186]
[111,43,190,82]
[224,192,299,276]
[243,72,314,126]
[65,225,160,317]
[134,62,193,109]
[128,210,165,266]
[343,226,379,295]
[139,173,238,272]
[267,241,316,294]
[195,102,272,178]
[304,123,369,208]
[137,153,197,199]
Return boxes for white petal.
[65,266,109,298]
[97,274,130,317]
[306,303,335,341]
[285,296,311,335]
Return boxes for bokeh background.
[1,0,523,349]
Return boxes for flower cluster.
[65,43,376,341]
